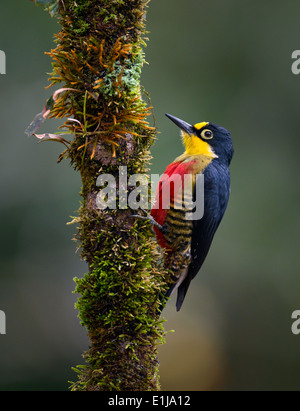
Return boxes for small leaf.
[31,0,60,17]
[34,133,70,148]
[25,110,49,137]
[25,88,78,137]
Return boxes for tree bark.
[30,0,168,391]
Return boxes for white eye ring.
[201,129,213,139]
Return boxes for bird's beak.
[165,113,194,135]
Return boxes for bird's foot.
[130,208,163,231]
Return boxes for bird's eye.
[200,129,213,139]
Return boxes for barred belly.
[162,191,194,288]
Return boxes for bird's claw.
[130,208,163,231]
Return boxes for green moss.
[33,0,168,391]
[98,50,144,98]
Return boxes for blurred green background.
[1,0,300,390]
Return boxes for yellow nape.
[182,131,217,158]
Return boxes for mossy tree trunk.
[30,0,168,391]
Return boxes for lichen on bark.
[30,0,169,391]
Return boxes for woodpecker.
[149,113,234,311]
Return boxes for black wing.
[175,161,231,311]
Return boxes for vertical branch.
[30,0,169,391]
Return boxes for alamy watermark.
[0,50,6,74]
[291,50,300,74]
[291,310,300,335]
[0,310,6,334]
[95,166,205,221]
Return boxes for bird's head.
[166,113,233,166]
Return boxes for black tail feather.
[175,276,192,311]
[158,274,192,313]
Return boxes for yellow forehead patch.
[193,121,209,130]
